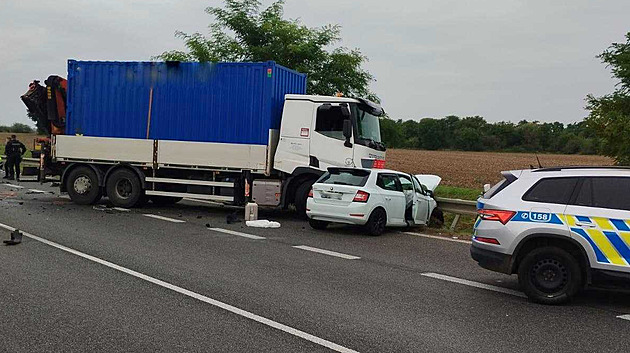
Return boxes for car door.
[376,173,406,225]
[412,176,432,225]
[564,177,630,273]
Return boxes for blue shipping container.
[66,60,307,145]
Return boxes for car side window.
[377,174,402,192]
[315,105,346,140]
[522,177,579,204]
[398,175,414,192]
[573,177,630,211]
[412,177,426,194]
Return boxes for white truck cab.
[274,95,386,175]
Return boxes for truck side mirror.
[340,104,350,118]
[343,119,352,147]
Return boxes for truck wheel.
[518,246,582,305]
[150,196,183,205]
[309,219,329,230]
[66,166,102,205]
[295,180,315,217]
[365,208,387,236]
[106,169,143,208]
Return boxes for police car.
[472,167,630,304]
[306,167,441,236]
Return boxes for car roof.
[326,167,408,175]
[510,166,630,177]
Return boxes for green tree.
[586,32,630,164]
[157,0,375,99]
[8,123,34,133]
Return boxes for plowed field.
[386,149,614,188]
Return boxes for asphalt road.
[1,179,629,352]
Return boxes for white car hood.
[414,174,442,192]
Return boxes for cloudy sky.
[1,0,628,127]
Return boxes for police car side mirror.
[483,183,491,193]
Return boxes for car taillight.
[477,209,515,225]
[308,188,313,198]
[473,236,501,245]
[373,159,386,169]
[353,190,370,202]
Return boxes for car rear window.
[483,172,517,199]
[318,169,370,186]
[573,177,630,211]
[522,177,579,204]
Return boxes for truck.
[23,60,387,214]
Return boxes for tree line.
[380,116,601,154]
[0,123,35,133]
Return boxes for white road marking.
[143,214,186,223]
[0,222,358,353]
[59,195,71,199]
[28,189,47,194]
[112,207,131,212]
[618,315,630,321]
[3,184,24,189]
[293,245,361,260]
[209,228,266,240]
[402,231,472,244]
[421,272,526,298]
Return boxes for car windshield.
[352,104,382,143]
[318,168,371,187]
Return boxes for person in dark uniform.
[5,135,27,181]
[2,137,11,179]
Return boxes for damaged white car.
[306,167,442,236]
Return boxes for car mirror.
[483,183,491,193]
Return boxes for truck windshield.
[352,104,382,144]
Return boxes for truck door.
[564,177,630,273]
[309,104,354,170]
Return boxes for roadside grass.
[0,145,32,159]
[426,213,477,240]
[435,185,480,201]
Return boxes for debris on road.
[3,230,23,245]
[246,220,281,228]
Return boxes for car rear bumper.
[470,242,512,274]
[306,202,371,225]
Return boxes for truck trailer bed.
[54,135,270,172]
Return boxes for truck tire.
[66,166,102,205]
[150,196,183,205]
[106,169,143,208]
[365,208,387,236]
[295,180,315,217]
[517,246,582,305]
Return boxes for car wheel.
[429,208,444,227]
[309,219,329,230]
[365,208,387,236]
[66,166,102,205]
[106,169,143,208]
[518,246,582,305]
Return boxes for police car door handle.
[575,222,596,228]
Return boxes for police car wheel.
[66,166,102,205]
[518,246,582,305]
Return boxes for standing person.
[2,137,12,179]
[5,135,26,181]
